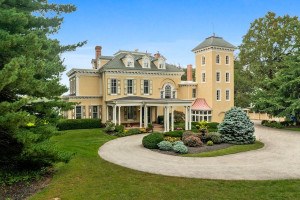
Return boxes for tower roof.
[192,36,236,52]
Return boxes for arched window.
[225,56,229,65]
[164,85,172,98]
[125,55,134,67]
[202,56,205,65]
[142,56,150,68]
[216,55,220,64]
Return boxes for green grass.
[30,129,300,200]
[183,141,264,157]
[285,127,300,132]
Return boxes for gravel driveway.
[98,122,300,180]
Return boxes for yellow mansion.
[63,36,235,131]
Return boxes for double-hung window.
[127,79,133,94]
[216,72,221,82]
[216,89,221,101]
[111,79,117,94]
[192,88,197,98]
[75,106,82,119]
[144,80,149,94]
[225,72,230,83]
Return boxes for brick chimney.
[187,64,193,81]
[95,46,102,68]
[154,52,161,59]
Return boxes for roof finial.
[212,22,215,37]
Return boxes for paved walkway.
[98,122,300,180]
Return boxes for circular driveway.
[98,122,300,180]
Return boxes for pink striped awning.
[191,98,212,111]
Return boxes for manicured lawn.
[183,141,264,157]
[30,129,300,200]
[285,127,300,132]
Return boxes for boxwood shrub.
[142,132,164,149]
[57,119,104,130]
[163,130,184,138]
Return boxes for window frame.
[127,79,133,95]
[226,89,230,101]
[201,56,206,65]
[225,55,230,65]
[201,72,206,83]
[216,71,221,82]
[216,54,220,64]
[192,88,197,98]
[143,80,149,95]
[111,78,117,94]
[225,72,230,83]
[75,106,82,119]
[216,89,221,101]
[92,106,98,119]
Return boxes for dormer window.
[158,57,165,69]
[142,56,150,68]
[125,55,134,67]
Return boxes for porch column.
[185,106,188,130]
[139,105,143,128]
[164,106,167,132]
[118,106,121,125]
[106,105,109,122]
[171,106,174,131]
[189,106,192,130]
[144,105,148,128]
[166,106,170,132]
[113,105,117,125]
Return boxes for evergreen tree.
[0,0,85,173]
[218,107,255,144]
[254,52,300,124]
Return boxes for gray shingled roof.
[192,36,236,52]
[100,52,182,72]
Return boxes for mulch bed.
[152,143,233,156]
[0,172,53,200]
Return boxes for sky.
[51,0,300,87]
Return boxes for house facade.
[62,36,235,131]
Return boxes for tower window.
[216,89,221,101]
[202,56,205,65]
[192,88,197,98]
[216,72,221,82]
[201,72,206,83]
[225,72,230,82]
[226,56,229,65]
[226,90,230,101]
[216,55,220,64]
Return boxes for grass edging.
[182,141,264,157]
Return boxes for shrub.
[218,107,255,144]
[142,132,164,149]
[174,110,185,123]
[164,130,183,138]
[173,141,184,146]
[207,140,214,146]
[104,122,115,133]
[183,135,203,147]
[182,131,201,141]
[115,124,124,133]
[195,121,209,133]
[57,119,103,130]
[164,136,181,143]
[173,143,188,154]
[262,121,284,129]
[127,128,142,135]
[205,132,222,144]
[158,141,173,151]
[207,122,219,129]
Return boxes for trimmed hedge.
[163,130,184,138]
[142,132,164,149]
[57,119,104,130]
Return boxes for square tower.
[192,36,236,122]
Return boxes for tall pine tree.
[0,0,85,172]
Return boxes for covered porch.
[106,96,193,132]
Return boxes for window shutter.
[124,79,127,95]
[117,79,121,95]
[107,79,111,95]
[149,80,153,95]
[82,106,86,118]
[89,106,92,118]
[124,107,127,120]
[133,79,137,95]
[99,105,102,119]
[141,80,144,95]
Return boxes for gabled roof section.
[100,52,182,72]
[192,36,236,52]
[191,98,212,111]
